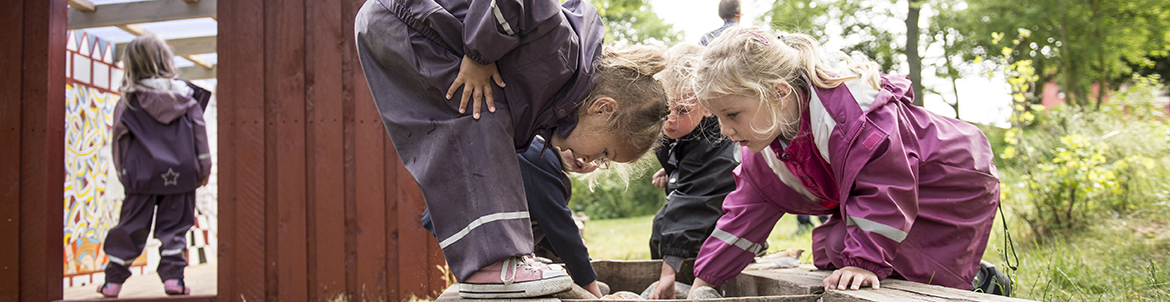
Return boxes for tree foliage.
[593,0,682,47]
[954,0,1170,108]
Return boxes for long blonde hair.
[657,42,704,110]
[696,26,880,141]
[118,35,177,95]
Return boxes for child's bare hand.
[446,55,505,119]
[823,266,880,291]
[652,168,667,188]
[649,262,677,299]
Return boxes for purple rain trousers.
[103,192,196,284]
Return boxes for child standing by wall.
[646,43,738,299]
[355,0,669,298]
[99,35,212,298]
[689,26,1000,294]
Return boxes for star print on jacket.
[161,168,180,186]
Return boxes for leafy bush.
[1000,75,1170,238]
[568,159,667,220]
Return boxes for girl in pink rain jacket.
[689,26,1000,293]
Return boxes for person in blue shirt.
[699,0,741,46]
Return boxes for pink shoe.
[164,279,191,295]
[96,283,121,298]
[458,255,572,298]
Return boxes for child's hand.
[584,281,603,298]
[652,168,667,188]
[823,266,880,291]
[649,262,677,299]
[446,55,505,119]
[199,175,210,187]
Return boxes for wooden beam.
[67,0,95,12]
[116,35,216,60]
[68,0,216,29]
[115,24,148,36]
[182,54,215,70]
[178,65,216,80]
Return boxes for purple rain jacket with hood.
[111,79,212,195]
[383,0,605,151]
[694,74,1000,290]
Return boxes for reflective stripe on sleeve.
[709,227,765,255]
[846,215,907,243]
[491,0,516,35]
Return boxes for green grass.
[584,211,1170,301]
[583,214,819,264]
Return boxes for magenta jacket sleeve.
[835,102,920,281]
[463,0,564,64]
[693,155,784,287]
[188,102,212,181]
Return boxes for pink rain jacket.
[694,74,999,290]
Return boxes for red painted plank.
[214,0,236,299]
[0,1,24,299]
[383,135,401,300]
[223,0,267,300]
[341,4,359,293]
[55,295,217,302]
[354,72,388,298]
[306,0,347,299]
[265,0,308,300]
[397,159,430,299]
[20,1,66,301]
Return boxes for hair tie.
[749,31,770,45]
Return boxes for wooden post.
[0,1,67,301]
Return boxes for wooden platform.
[435,260,1034,302]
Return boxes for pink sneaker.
[458,255,572,298]
[96,283,121,298]
[163,279,191,295]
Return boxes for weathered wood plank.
[19,1,67,301]
[53,295,217,302]
[67,0,95,12]
[222,0,266,300]
[214,0,237,298]
[67,0,216,29]
[0,0,25,299]
[306,0,347,299]
[177,65,216,81]
[266,0,308,299]
[354,69,388,297]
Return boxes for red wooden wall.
[216,0,447,301]
[0,0,67,301]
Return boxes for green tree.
[593,0,682,46]
[955,0,1170,108]
[761,0,921,104]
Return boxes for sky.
[646,0,1013,127]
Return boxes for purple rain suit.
[353,0,604,281]
[694,74,1000,291]
[106,81,211,284]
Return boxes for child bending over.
[355,0,668,298]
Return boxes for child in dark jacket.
[355,0,669,298]
[690,26,999,295]
[646,43,738,299]
[99,35,212,298]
